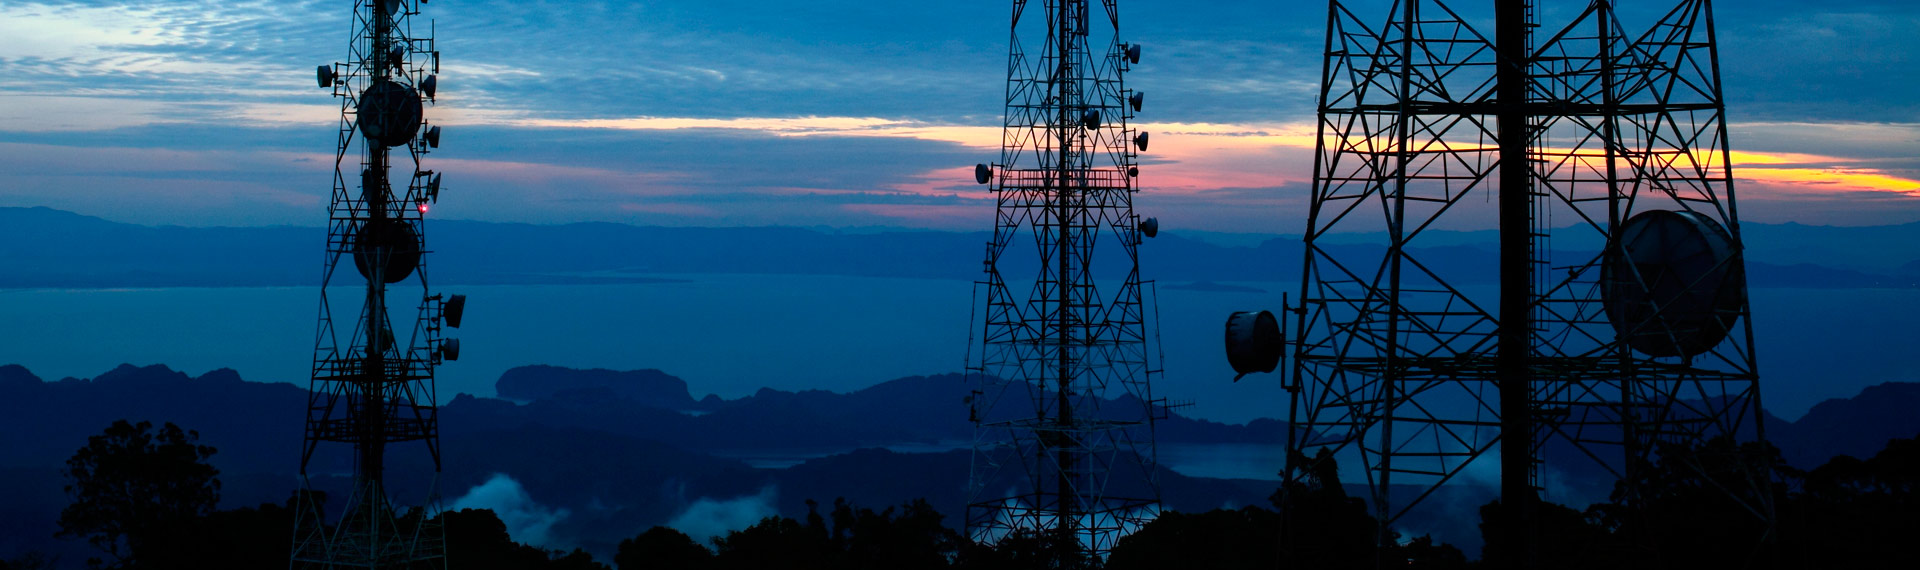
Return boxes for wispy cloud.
[0,0,1914,229]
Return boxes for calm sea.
[0,274,1911,447]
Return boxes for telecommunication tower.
[293,0,465,566]
[964,0,1166,565]
[1226,0,1768,564]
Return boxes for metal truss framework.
[294,1,455,567]
[965,0,1167,565]
[1285,0,1768,561]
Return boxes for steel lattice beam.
[965,0,1166,566]
[1282,0,1769,566]
[293,1,456,567]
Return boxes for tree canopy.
[57,420,220,569]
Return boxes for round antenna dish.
[1081,108,1102,130]
[1225,310,1282,380]
[975,163,993,185]
[357,82,424,148]
[1602,209,1745,357]
[352,218,422,283]
[1139,217,1159,238]
[1134,132,1149,152]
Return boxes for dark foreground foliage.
[617,498,968,570]
[1108,448,1466,570]
[1486,434,1920,570]
[49,417,1920,569]
[56,420,220,569]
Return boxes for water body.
[0,276,1911,425]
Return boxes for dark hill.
[1770,382,1920,467]
[495,365,697,409]
[3,363,1912,560]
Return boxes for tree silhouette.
[1109,448,1466,569]
[949,529,1069,570]
[1781,434,1920,567]
[0,553,53,570]
[1273,448,1390,568]
[710,514,831,570]
[834,498,963,570]
[441,508,609,570]
[56,420,219,569]
[1606,437,1787,569]
[1106,507,1279,570]
[616,526,713,570]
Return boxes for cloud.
[667,486,780,542]
[450,473,573,547]
[0,1,1915,230]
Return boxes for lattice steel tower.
[965,0,1165,565]
[294,0,464,566]
[1227,0,1769,565]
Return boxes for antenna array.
[965,0,1167,565]
[293,0,464,566]
[1228,0,1770,564]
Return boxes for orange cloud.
[1740,167,1920,195]
[342,111,1920,211]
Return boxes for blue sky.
[0,0,1916,232]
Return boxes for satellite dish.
[426,172,442,202]
[1602,209,1745,358]
[421,74,438,99]
[424,125,442,148]
[351,218,422,284]
[440,337,460,361]
[1135,132,1149,152]
[357,82,424,147]
[1081,108,1102,130]
[1139,217,1159,238]
[1127,166,1139,178]
[1126,44,1143,65]
[1225,310,1282,381]
[444,294,466,328]
[1129,92,1144,112]
[316,65,336,88]
[975,163,993,185]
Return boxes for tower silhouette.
[965,0,1167,566]
[1227,0,1771,566]
[293,1,462,566]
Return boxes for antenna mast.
[1228,0,1770,566]
[294,0,464,566]
[966,0,1166,565]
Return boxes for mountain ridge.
[3,363,1913,559]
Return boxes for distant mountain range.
[2,206,1915,289]
[0,364,1281,560]
[2,363,1915,560]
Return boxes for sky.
[0,0,1916,233]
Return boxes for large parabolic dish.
[351,218,422,284]
[1602,209,1746,357]
[356,82,423,148]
